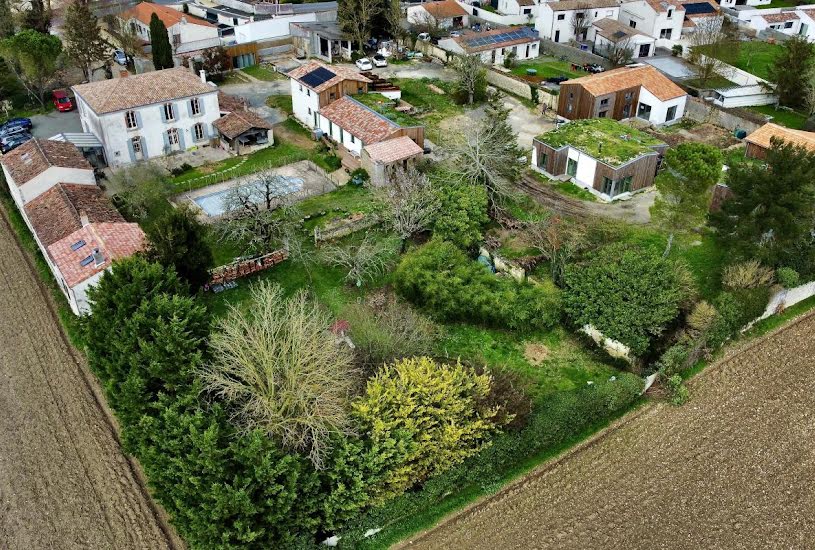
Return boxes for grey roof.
[290,21,345,40]
[48,132,104,149]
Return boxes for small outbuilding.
[362,135,425,186]
[213,110,274,154]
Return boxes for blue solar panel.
[683,2,716,14]
[464,26,537,48]
[70,239,86,251]
[301,66,336,88]
[80,255,95,267]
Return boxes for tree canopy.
[0,29,62,107]
[150,13,174,70]
[145,204,215,291]
[63,0,109,80]
[768,36,815,109]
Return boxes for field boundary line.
[397,307,815,548]
[0,200,184,550]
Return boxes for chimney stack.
[199,69,207,83]
[79,209,89,227]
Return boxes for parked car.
[113,49,127,66]
[584,63,605,74]
[545,75,570,84]
[52,89,75,112]
[0,117,33,139]
[376,47,393,58]
[356,57,373,71]
[450,30,462,37]
[0,132,32,154]
[373,54,388,68]
[417,32,431,42]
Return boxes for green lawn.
[555,181,597,201]
[757,0,813,8]
[746,104,808,129]
[512,58,584,80]
[700,41,782,81]
[390,77,468,139]
[355,93,423,127]
[265,94,293,115]
[241,64,284,81]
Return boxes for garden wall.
[487,69,533,100]
[539,39,610,68]
[684,97,764,133]
[755,281,815,323]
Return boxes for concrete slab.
[30,110,82,139]
[643,56,696,80]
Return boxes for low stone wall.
[539,39,610,68]
[756,281,815,323]
[684,97,764,133]
[487,69,533,100]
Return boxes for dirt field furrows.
[0,211,175,550]
[403,314,815,550]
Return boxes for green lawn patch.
[241,64,284,81]
[746,104,807,129]
[390,77,467,138]
[354,93,423,127]
[555,181,597,201]
[698,41,782,81]
[265,94,293,115]
[512,58,584,80]
[537,118,664,167]
[757,0,813,8]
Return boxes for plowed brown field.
[0,207,176,550]
[402,312,815,550]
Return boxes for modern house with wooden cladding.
[744,123,815,160]
[557,64,687,125]
[288,61,372,130]
[532,119,667,201]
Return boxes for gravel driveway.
[0,205,178,550]
[401,312,815,549]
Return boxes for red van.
[52,90,75,112]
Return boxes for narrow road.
[0,205,177,550]
[400,312,815,549]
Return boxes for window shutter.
[126,138,136,162]
[162,130,170,150]
[178,128,187,150]
[198,96,206,115]
[186,99,193,118]
[135,111,143,129]
[160,105,167,123]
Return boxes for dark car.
[0,117,33,137]
[0,132,32,154]
[545,75,570,84]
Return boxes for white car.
[450,30,462,37]
[113,49,127,66]
[417,32,431,42]
[356,58,373,71]
[373,54,388,68]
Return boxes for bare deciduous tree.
[687,17,735,87]
[411,10,443,39]
[570,4,593,42]
[321,235,396,287]
[451,53,486,105]
[377,165,439,249]
[199,281,358,469]
[338,0,382,52]
[600,36,634,67]
[524,215,587,285]
[218,172,300,255]
[385,0,409,43]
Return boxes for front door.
[566,158,577,177]
[554,30,560,43]
[638,44,650,57]
[167,128,180,151]
[132,137,143,160]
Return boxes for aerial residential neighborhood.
[1,0,815,549]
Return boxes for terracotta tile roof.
[759,12,799,22]
[320,96,399,145]
[563,65,686,101]
[517,0,536,5]
[47,222,146,288]
[593,18,651,41]
[1,139,92,187]
[213,110,274,139]
[422,0,468,18]
[25,184,124,247]
[745,123,815,152]
[645,0,685,13]
[120,2,215,28]
[547,0,619,11]
[364,136,424,164]
[454,26,540,53]
[72,67,216,115]
[218,91,248,113]
[287,61,371,93]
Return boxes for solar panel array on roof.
[683,2,715,14]
[463,26,537,48]
[301,66,336,88]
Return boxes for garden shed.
[213,110,274,155]
[361,136,425,186]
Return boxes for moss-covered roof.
[536,119,664,167]
[353,93,422,127]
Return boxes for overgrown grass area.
[241,64,285,81]
[757,0,813,8]
[746,104,807,129]
[698,40,782,81]
[555,181,597,201]
[266,94,293,115]
[355,93,422,127]
[390,77,468,138]
[511,58,584,80]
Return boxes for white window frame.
[125,110,137,130]
[190,97,201,116]
[193,122,205,141]
[132,136,142,154]
[167,127,180,146]
[163,103,175,121]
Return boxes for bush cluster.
[394,239,562,331]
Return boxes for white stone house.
[536,0,621,43]
[497,0,540,18]
[438,26,541,64]
[618,0,685,47]
[72,68,221,168]
[119,2,221,54]
[407,0,469,30]
[287,62,372,131]
[717,0,770,8]
[590,17,657,58]
[0,139,145,314]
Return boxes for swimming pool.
[193,177,305,217]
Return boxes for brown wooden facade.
[533,139,667,196]
[387,126,425,149]
[317,80,370,109]
[557,82,641,121]
[744,141,769,160]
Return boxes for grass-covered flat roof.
[354,93,422,127]
[537,118,664,167]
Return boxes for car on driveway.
[373,54,388,68]
[0,117,33,138]
[52,90,75,112]
[545,75,570,84]
[356,57,373,71]
[114,49,127,66]
[0,132,32,154]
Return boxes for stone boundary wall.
[684,97,764,133]
[540,39,610,67]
